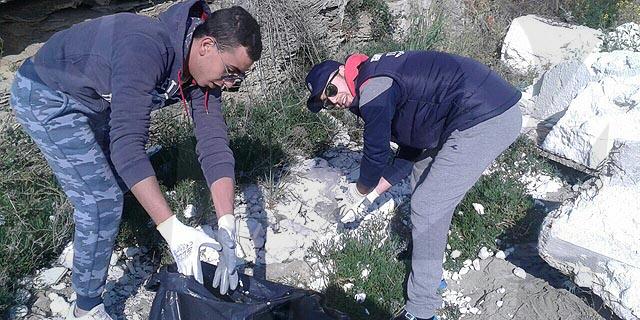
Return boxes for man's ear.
[198,36,215,56]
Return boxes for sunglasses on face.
[321,72,339,109]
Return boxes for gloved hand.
[212,214,239,295]
[157,215,222,284]
[338,183,380,223]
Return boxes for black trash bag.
[146,262,350,320]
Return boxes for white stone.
[604,22,640,52]
[542,51,640,169]
[360,267,371,280]
[478,247,492,260]
[472,259,481,271]
[34,267,67,288]
[459,267,470,275]
[469,307,480,314]
[342,282,354,292]
[498,287,506,294]
[513,267,527,279]
[57,241,74,270]
[354,293,366,303]
[501,15,603,74]
[539,142,640,320]
[450,250,461,259]
[497,300,504,308]
[451,272,460,281]
[48,293,69,316]
[182,204,197,219]
[528,60,591,121]
[109,252,119,266]
[50,283,65,291]
[495,251,506,259]
[463,259,472,267]
[472,203,485,215]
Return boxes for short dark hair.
[194,6,262,61]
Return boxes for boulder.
[541,51,640,169]
[539,142,640,320]
[501,15,603,74]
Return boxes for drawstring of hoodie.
[177,69,210,119]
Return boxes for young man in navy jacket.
[10,1,261,318]
[306,51,522,320]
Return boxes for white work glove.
[157,215,222,284]
[212,214,239,295]
[338,183,380,223]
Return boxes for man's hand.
[157,215,222,284]
[339,183,380,223]
[212,214,239,295]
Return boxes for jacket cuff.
[118,158,156,189]
[203,162,235,188]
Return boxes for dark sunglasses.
[321,72,339,109]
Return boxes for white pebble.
[183,204,197,218]
[459,267,470,275]
[450,250,461,259]
[469,307,480,314]
[360,267,371,280]
[472,203,485,215]
[342,282,354,291]
[513,267,526,279]
[497,287,506,294]
[451,272,460,281]
[478,247,492,260]
[354,293,366,303]
[497,300,504,308]
[459,307,469,314]
[495,250,506,259]
[472,259,481,271]
[463,259,472,267]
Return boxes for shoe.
[390,308,438,320]
[65,302,113,320]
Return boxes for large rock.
[541,51,640,169]
[501,15,603,74]
[539,142,640,320]
[604,22,640,52]
[527,59,592,121]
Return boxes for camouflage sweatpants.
[10,69,123,299]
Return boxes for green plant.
[344,0,395,41]
[316,219,408,319]
[567,0,620,29]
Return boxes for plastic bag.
[146,262,349,320]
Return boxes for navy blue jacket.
[351,51,521,188]
[24,0,233,189]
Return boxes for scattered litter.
[355,293,366,303]
[360,266,371,280]
[472,203,486,215]
[513,267,526,279]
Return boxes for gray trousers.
[10,71,124,302]
[405,104,522,318]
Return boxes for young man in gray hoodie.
[10,1,262,318]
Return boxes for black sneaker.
[390,309,437,320]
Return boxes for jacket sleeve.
[189,87,235,188]
[109,34,166,189]
[357,77,400,188]
[380,145,423,185]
